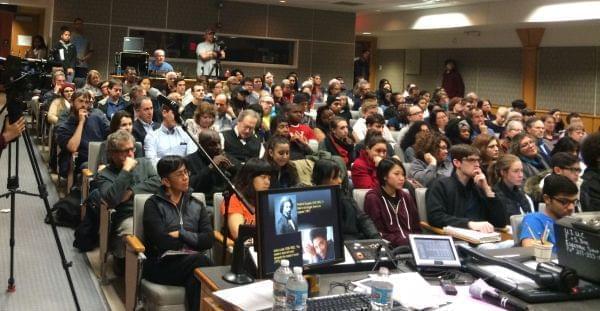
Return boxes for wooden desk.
[195,264,600,311]
[420,221,513,243]
[194,265,399,311]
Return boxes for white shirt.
[352,117,395,143]
[144,124,198,167]
[196,41,216,77]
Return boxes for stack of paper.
[213,280,274,311]
[444,226,501,244]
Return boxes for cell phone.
[439,278,457,296]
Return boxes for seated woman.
[351,134,388,189]
[446,118,472,146]
[509,133,549,179]
[472,134,501,176]
[263,135,299,189]
[312,159,379,240]
[313,105,334,143]
[220,158,272,240]
[409,132,452,187]
[143,155,213,311]
[319,116,355,169]
[364,158,421,247]
[184,102,216,143]
[270,115,312,160]
[97,111,143,170]
[489,154,534,221]
[47,82,75,125]
[399,121,431,162]
[428,108,449,135]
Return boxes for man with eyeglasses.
[426,144,507,233]
[524,152,582,211]
[519,174,578,251]
[220,109,264,163]
[93,130,161,275]
[395,105,425,147]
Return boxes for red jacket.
[351,150,378,189]
[364,187,421,247]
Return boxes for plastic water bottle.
[370,267,394,310]
[273,260,293,310]
[285,266,308,311]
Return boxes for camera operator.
[0,117,26,151]
[196,28,225,79]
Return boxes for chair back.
[538,203,546,213]
[213,192,224,231]
[350,110,360,120]
[352,189,370,212]
[87,141,103,173]
[133,193,206,242]
[415,188,428,222]
[402,163,411,175]
[510,214,525,245]
[390,131,401,143]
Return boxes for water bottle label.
[286,289,307,308]
[371,287,392,305]
[274,281,286,299]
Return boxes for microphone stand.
[164,97,254,267]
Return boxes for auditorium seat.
[510,214,525,245]
[125,193,206,311]
[352,189,370,212]
[415,188,428,222]
[350,110,360,120]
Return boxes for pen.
[526,224,538,242]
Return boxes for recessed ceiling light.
[279,0,286,3]
[528,1,600,22]
[362,32,372,35]
[412,13,471,29]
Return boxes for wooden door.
[11,14,40,58]
[0,11,14,57]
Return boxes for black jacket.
[426,173,507,229]
[52,41,77,71]
[143,188,214,259]
[493,181,533,222]
[186,151,239,205]
[132,119,160,146]
[339,191,380,241]
[222,129,261,163]
[581,168,600,212]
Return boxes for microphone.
[154,92,182,124]
[469,279,529,311]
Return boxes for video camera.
[0,55,55,122]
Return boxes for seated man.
[143,155,213,311]
[519,174,578,251]
[220,109,264,163]
[55,89,109,177]
[303,227,334,264]
[524,152,581,208]
[132,97,160,146]
[92,130,161,273]
[186,130,238,206]
[148,49,174,75]
[426,144,507,232]
[352,99,394,143]
[145,103,198,167]
[213,94,235,132]
[354,114,394,157]
[97,79,132,120]
[287,103,317,157]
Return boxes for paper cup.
[533,242,553,262]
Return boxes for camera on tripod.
[0,55,54,122]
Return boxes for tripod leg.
[6,140,16,292]
[20,130,81,310]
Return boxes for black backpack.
[73,189,102,252]
[45,188,82,228]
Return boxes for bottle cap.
[280,259,289,267]
[293,266,303,274]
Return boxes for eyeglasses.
[562,166,582,174]
[112,147,135,153]
[462,157,482,164]
[408,111,424,116]
[551,196,579,207]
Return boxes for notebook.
[443,226,501,244]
